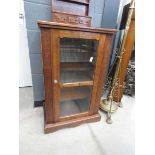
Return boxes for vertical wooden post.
[113,10,135,102]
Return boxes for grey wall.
[24,0,121,105]
[101,0,121,73]
[102,0,121,29]
[24,0,52,103]
[89,0,105,28]
[105,0,132,72]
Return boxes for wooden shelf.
[60,81,93,88]
[60,46,94,51]
[60,62,94,88]
[61,86,91,101]
[61,62,94,71]
[60,71,93,84]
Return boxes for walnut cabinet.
[38,21,117,133]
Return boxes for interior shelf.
[60,70,93,83]
[60,98,90,117]
[60,86,91,116]
[61,86,91,101]
[61,62,94,71]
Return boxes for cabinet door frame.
[51,29,106,122]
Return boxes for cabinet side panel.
[94,34,113,113]
[40,29,53,123]
[89,34,106,115]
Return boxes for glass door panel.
[60,38,98,84]
[60,86,92,117]
[59,38,98,117]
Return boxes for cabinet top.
[38,21,117,34]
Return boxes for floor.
[19,87,135,155]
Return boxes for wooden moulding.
[52,11,92,27]
[38,21,117,34]
[60,81,93,88]
[44,113,101,133]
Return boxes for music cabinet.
[38,0,117,133]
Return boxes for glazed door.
[52,30,106,121]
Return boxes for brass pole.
[100,0,135,124]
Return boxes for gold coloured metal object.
[100,0,135,124]
[106,95,114,124]
[100,99,118,113]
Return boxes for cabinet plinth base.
[44,113,101,134]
